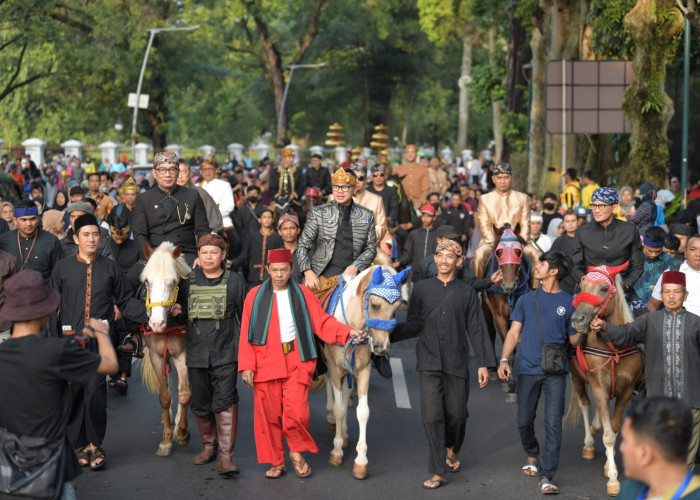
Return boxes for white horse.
[323,265,410,479]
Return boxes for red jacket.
[238,283,351,384]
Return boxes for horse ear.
[172,245,182,260]
[371,267,384,285]
[143,244,153,258]
[394,267,410,285]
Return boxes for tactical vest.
[188,270,231,332]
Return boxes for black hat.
[435,225,460,240]
[310,153,322,160]
[69,185,84,196]
[74,213,99,234]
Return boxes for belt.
[282,340,295,355]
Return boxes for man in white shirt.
[198,160,235,228]
[529,212,552,253]
[648,234,700,315]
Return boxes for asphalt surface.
[76,327,620,500]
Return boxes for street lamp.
[276,62,326,147]
[114,117,124,132]
[130,25,200,160]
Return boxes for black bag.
[535,290,567,375]
[0,427,67,500]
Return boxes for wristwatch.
[499,359,509,365]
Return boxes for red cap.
[421,204,436,215]
[661,270,686,287]
[267,248,293,264]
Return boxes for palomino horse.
[323,265,410,479]
[567,263,643,497]
[480,224,538,402]
[139,242,193,457]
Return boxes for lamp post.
[275,62,326,148]
[682,16,690,208]
[131,25,200,160]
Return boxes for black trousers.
[419,370,469,475]
[110,318,134,376]
[67,372,107,448]
[189,363,239,417]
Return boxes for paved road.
[76,333,618,500]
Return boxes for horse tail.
[140,347,161,394]
[564,382,582,428]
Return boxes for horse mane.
[140,242,191,284]
[604,274,634,325]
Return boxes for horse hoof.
[326,420,336,432]
[157,444,172,457]
[328,452,343,467]
[352,462,367,480]
[582,447,595,460]
[607,482,620,497]
[591,426,600,437]
[505,393,518,404]
[342,436,350,449]
[172,432,190,446]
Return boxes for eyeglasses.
[154,167,179,175]
[590,203,612,210]
[331,185,353,193]
[372,172,385,177]
[356,176,366,181]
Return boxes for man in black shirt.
[550,210,579,294]
[393,240,494,490]
[572,187,643,296]
[541,192,562,234]
[132,151,209,266]
[176,233,245,474]
[304,153,331,195]
[366,164,400,229]
[0,270,116,495]
[234,185,265,242]
[0,199,62,282]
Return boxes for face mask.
[248,196,258,203]
[543,202,555,211]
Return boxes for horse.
[566,264,644,497]
[322,265,410,479]
[139,242,193,457]
[480,224,538,402]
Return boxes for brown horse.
[139,242,192,457]
[567,266,643,497]
[479,225,539,402]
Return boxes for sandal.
[115,377,128,396]
[117,334,144,359]
[422,477,448,490]
[539,479,559,495]
[90,447,106,471]
[265,464,287,479]
[445,454,461,473]
[289,453,311,478]
[522,459,539,477]
[78,447,92,467]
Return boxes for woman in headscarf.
[629,183,657,236]
[618,186,635,219]
[53,190,68,211]
[41,209,66,239]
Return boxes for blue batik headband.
[591,187,618,205]
[14,206,39,218]
[642,234,664,248]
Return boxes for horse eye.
[495,249,503,258]
[601,286,608,293]
[514,249,522,257]
[372,304,380,311]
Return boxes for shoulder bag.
[536,290,567,375]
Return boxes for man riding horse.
[471,162,539,280]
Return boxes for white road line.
[390,357,411,409]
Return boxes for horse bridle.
[489,229,530,307]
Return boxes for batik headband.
[435,240,463,257]
[591,187,618,205]
[14,206,39,218]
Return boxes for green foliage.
[502,110,527,151]
[469,62,507,113]
[587,0,636,59]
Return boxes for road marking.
[390,357,411,409]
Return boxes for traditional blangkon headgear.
[153,151,179,168]
[110,215,131,236]
[661,270,686,288]
[118,176,139,195]
[280,147,295,158]
[435,240,463,257]
[330,167,357,186]
[492,162,513,176]
[267,248,293,264]
[277,213,300,229]
[591,187,618,205]
[198,232,227,252]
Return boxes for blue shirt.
[510,289,575,376]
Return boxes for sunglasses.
[356,176,366,181]
[372,173,385,177]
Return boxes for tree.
[621,0,683,186]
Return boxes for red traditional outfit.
[238,249,351,466]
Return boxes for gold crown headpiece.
[330,167,357,186]
[118,176,139,194]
